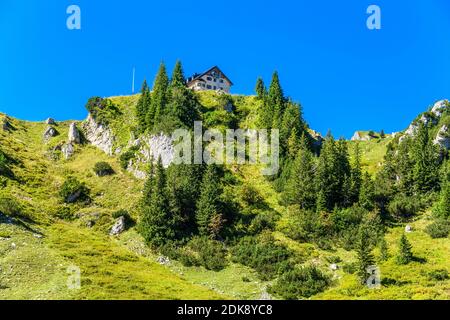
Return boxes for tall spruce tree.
[136,80,151,132]
[268,71,285,129]
[255,77,266,100]
[283,134,316,210]
[167,61,200,127]
[356,227,375,284]
[138,157,174,247]
[396,234,413,265]
[359,172,376,211]
[280,102,305,157]
[412,122,439,194]
[147,62,169,127]
[435,180,450,219]
[196,164,224,238]
[171,60,186,88]
[349,143,363,204]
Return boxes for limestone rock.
[43,126,58,140]
[110,216,126,236]
[405,225,413,233]
[156,256,170,266]
[65,189,83,203]
[82,114,115,155]
[45,118,56,125]
[330,263,339,271]
[68,123,81,144]
[431,100,449,118]
[61,143,75,159]
[1,118,12,132]
[433,125,450,150]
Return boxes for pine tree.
[136,80,151,132]
[380,129,386,139]
[138,157,174,248]
[435,180,450,219]
[356,227,375,284]
[171,60,185,88]
[359,172,376,211]
[315,134,336,211]
[280,102,305,157]
[378,237,389,262]
[349,143,363,204]
[283,134,316,210]
[147,62,169,127]
[268,71,285,129]
[196,165,223,238]
[396,234,413,265]
[412,122,439,194]
[255,77,266,99]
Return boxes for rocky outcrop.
[434,125,450,150]
[43,126,58,140]
[61,143,75,159]
[110,216,126,236]
[82,114,115,155]
[431,100,449,118]
[125,134,175,179]
[45,118,56,125]
[351,131,373,141]
[68,123,81,144]
[1,118,12,132]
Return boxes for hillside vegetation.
[0,62,449,300]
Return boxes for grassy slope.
[1,93,449,300]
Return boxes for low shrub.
[388,194,425,220]
[231,233,293,280]
[240,185,264,207]
[119,146,139,170]
[427,269,449,281]
[93,162,114,176]
[187,237,228,271]
[248,211,277,234]
[85,97,120,125]
[425,219,450,239]
[0,195,21,218]
[269,265,331,299]
[60,176,90,204]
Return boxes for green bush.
[248,211,277,234]
[119,146,139,170]
[342,262,358,274]
[425,219,450,239]
[85,97,120,125]
[188,237,228,271]
[427,269,449,281]
[93,162,114,176]
[0,151,8,176]
[240,184,264,207]
[53,205,76,221]
[59,176,90,204]
[0,195,21,218]
[269,265,331,299]
[388,194,424,219]
[231,233,293,280]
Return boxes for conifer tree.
[268,71,285,129]
[349,143,363,204]
[136,80,151,132]
[283,134,316,210]
[412,122,439,194]
[138,157,174,247]
[147,62,169,127]
[167,61,200,127]
[356,227,375,284]
[280,102,305,157]
[435,180,450,219]
[255,77,266,100]
[379,237,389,262]
[315,134,337,211]
[396,234,413,265]
[196,165,224,238]
[171,60,185,88]
[359,172,376,211]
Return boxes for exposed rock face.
[45,118,56,125]
[82,114,115,155]
[65,189,83,203]
[351,131,373,141]
[431,100,449,117]
[110,216,126,236]
[126,134,175,179]
[68,123,81,144]
[61,143,75,159]
[434,125,450,150]
[43,126,58,140]
[309,130,324,149]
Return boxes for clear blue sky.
[1,0,450,138]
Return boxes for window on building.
[207,85,212,89]
[214,86,217,90]
[220,79,224,83]
[207,77,212,81]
